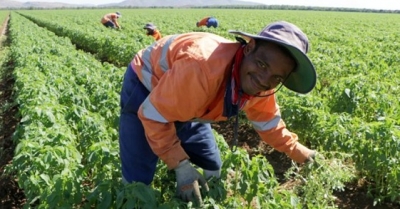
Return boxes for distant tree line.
[1,5,399,13]
[195,5,400,13]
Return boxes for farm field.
[0,8,399,208]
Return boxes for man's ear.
[244,38,255,55]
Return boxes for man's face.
[239,39,296,96]
[145,28,153,34]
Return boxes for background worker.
[101,11,122,29]
[119,21,318,206]
[196,16,219,28]
[143,23,162,41]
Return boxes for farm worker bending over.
[119,21,318,205]
[101,11,121,29]
[196,16,219,28]
[143,23,162,41]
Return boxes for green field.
[0,8,399,208]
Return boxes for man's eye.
[258,61,266,68]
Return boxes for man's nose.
[260,71,272,85]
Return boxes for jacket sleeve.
[138,59,215,169]
[243,94,313,163]
[111,14,120,27]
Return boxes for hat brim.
[229,30,317,94]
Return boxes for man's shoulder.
[153,32,239,65]
[175,32,232,44]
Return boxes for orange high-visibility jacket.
[101,13,120,28]
[152,29,162,41]
[131,32,313,169]
[197,16,210,27]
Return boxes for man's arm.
[111,15,120,28]
[243,94,314,163]
[114,20,120,28]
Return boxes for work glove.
[204,169,221,180]
[174,159,209,206]
[305,150,325,165]
[305,150,317,163]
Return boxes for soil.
[0,15,398,209]
[0,15,26,209]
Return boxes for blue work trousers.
[207,18,218,28]
[103,21,116,28]
[119,65,222,184]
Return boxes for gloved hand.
[305,150,326,164]
[305,150,317,163]
[174,159,209,205]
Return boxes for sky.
[15,0,400,10]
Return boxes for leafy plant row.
[18,10,149,67]
[8,12,124,208]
